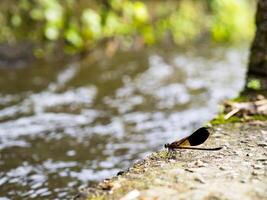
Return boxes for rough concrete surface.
[76,122,267,200]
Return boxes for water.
[0,45,248,199]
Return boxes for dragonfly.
[165,127,223,151]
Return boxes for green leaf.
[133,2,148,23]
[45,25,59,40]
[65,28,83,48]
[81,9,102,39]
[11,15,22,27]
[247,79,261,90]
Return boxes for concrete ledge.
[75,122,267,200]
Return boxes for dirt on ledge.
[75,122,267,200]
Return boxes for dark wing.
[182,127,210,146]
[165,127,210,149]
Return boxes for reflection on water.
[0,45,247,199]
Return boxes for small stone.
[194,175,205,184]
[252,171,258,176]
[168,159,176,163]
[239,179,246,183]
[256,158,267,162]
[113,182,121,189]
[185,168,195,173]
[252,170,264,176]
[120,189,140,200]
[108,182,121,194]
[194,160,206,167]
[258,143,267,147]
[252,164,262,169]
[219,166,226,171]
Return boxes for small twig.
[224,108,240,120]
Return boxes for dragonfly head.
[164,143,170,148]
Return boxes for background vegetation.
[0,0,255,57]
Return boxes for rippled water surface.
[0,45,247,199]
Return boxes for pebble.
[120,189,140,200]
[168,159,176,163]
[256,158,267,162]
[194,160,206,167]
[252,170,264,176]
[252,171,258,176]
[194,175,205,184]
[252,164,262,170]
[239,179,246,183]
[258,143,267,147]
[185,168,195,173]
[246,153,253,157]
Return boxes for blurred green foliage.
[210,0,254,42]
[247,78,262,90]
[0,0,255,56]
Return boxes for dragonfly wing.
[177,138,191,147]
[186,127,210,146]
[165,127,210,149]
